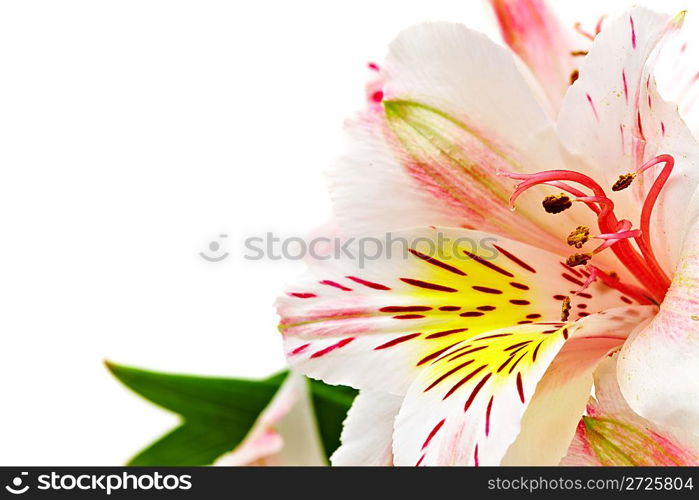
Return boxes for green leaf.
[105,361,356,465]
[308,379,357,458]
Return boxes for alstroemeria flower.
[278,5,699,465]
[215,372,326,466]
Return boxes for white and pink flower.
[277,1,699,465]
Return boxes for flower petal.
[617,215,699,435]
[654,10,699,140]
[562,356,699,466]
[392,307,655,466]
[330,390,402,466]
[278,227,640,395]
[557,6,698,272]
[489,0,579,111]
[215,373,326,466]
[329,22,591,254]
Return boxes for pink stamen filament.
[595,229,641,241]
[575,266,656,305]
[592,229,642,254]
[574,22,595,41]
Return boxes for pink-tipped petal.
[562,356,699,465]
[489,0,579,111]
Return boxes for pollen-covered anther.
[561,296,571,322]
[611,173,636,192]
[566,253,592,267]
[570,70,579,85]
[567,226,590,248]
[542,193,573,214]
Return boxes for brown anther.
[567,226,591,249]
[571,50,589,56]
[542,193,573,214]
[612,173,636,191]
[566,252,592,267]
[561,296,571,322]
[608,271,619,280]
[570,69,579,85]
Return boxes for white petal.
[278,227,638,395]
[330,390,402,466]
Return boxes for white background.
[0,0,687,465]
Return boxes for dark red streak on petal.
[561,262,583,278]
[443,365,486,400]
[493,244,536,273]
[421,418,446,450]
[504,341,532,351]
[485,396,494,436]
[497,355,515,373]
[448,345,488,362]
[509,352,527,374]
[290,343,310,356]
[409,248,467,276]
[509,282,529,290]
[319,280,352,291]
[310,337,355,358]
[477,305,496,311]
[463,373,492,412]
[380,306,432,313]
[472,286,503,295]
[516,372,525,403]
[425,328,468,340]
[401,278,458,293]
[439,306,462,311]
[346,276,391,290]
[460,311,484,317]
[374,333,421,350]
[561,273,585,286]
[289,292,317,299]
[509,299,530,305]
[424,360,475,392]
[393,314,426,320]
[418,342,462,366]
[463,250,514,278]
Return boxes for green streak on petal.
[383,99,517,205]
[584,416,684,466]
